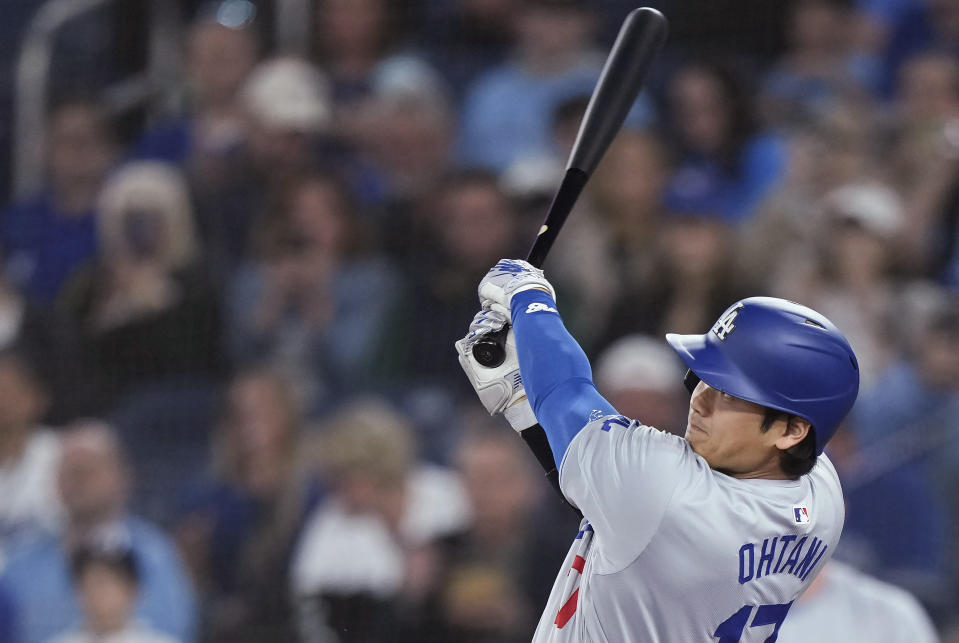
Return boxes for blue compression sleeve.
[511,290,617,467]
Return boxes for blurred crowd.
[0,0,957,641]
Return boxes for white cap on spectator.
[822,182,904,239]
[595,335,685,394]
[242,57,331,133]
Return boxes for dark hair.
[311,0,403,65]
[70,543,139,586]
[669,58,758,174]
[760,409,817,478]
[257,167,368,259]
[435,166,502,195]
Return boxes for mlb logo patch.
[794,507,810,524]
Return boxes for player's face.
[685,381,784,478]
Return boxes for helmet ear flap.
[683,369,700,394]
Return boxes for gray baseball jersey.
[532,414,844,643]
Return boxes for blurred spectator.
[740,99,882,287]
[56,162,221,410]
[885,48,959,287]
[593,335,688,436]
[226,170,402,411]
[827,423,951,621]
[1,421,196,643]
[1,99,117,306]
[353,58,456,209]
[175,366,320,643]
[776,182,905,391]
[663,59,787,222]
[761,0,878,126]
[0,1,124,205]
[419,0,518,98]
[194,56,333,278]
[0,347,61,564]
[240,54,332,195]
[853,285,959,478]
[545,126,672,347]
[852,285,959,615]
[291,399,469,643]
[312,0,406,107]
[311,0,444,202]
[597,212,756,344]
[50,542,181,643]
[458,0,606,171]
[777,560,939,642]
[404,424,575,643]
[889,51,959,276]
[134,5,258,169]
[399,169,525,391]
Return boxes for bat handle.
[471,327,508,367]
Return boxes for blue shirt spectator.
[850,308,959,617]
[662,134,787,222]
[417,0,514,100]
[1,517,196,643]
[457,0,617,172]
[133,119,194,166]
[132,14,257,168]
[459,61,604,171]
[225,172,404,408]
[664,59,786,222]
[853,358,959,482]
[832,432,951,618]
[1,99,116,306]
[0,421,197,643]
[0,194,97,305]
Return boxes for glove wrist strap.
[504,399,537,432]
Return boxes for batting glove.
[477,259,556,322]
[454,308,537,432]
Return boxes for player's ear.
[775,416,811,451]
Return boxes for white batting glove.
[454,309,537,432]
[477,259,556,322]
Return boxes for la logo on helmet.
[712,304,744,341]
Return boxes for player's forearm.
[511,290,616,466]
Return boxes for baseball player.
[455,259,860,642]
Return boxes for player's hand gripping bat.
[470,7,668,504]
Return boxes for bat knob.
[471,331,507,368]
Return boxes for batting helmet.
[665,297,859,454]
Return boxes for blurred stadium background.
[0,0,957,641]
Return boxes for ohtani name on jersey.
[737,534,828,585]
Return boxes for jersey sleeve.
[559,414,696,573]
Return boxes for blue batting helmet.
[665,297,859,454]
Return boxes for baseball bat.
[471,7,668,368]
[470,7,668,508]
